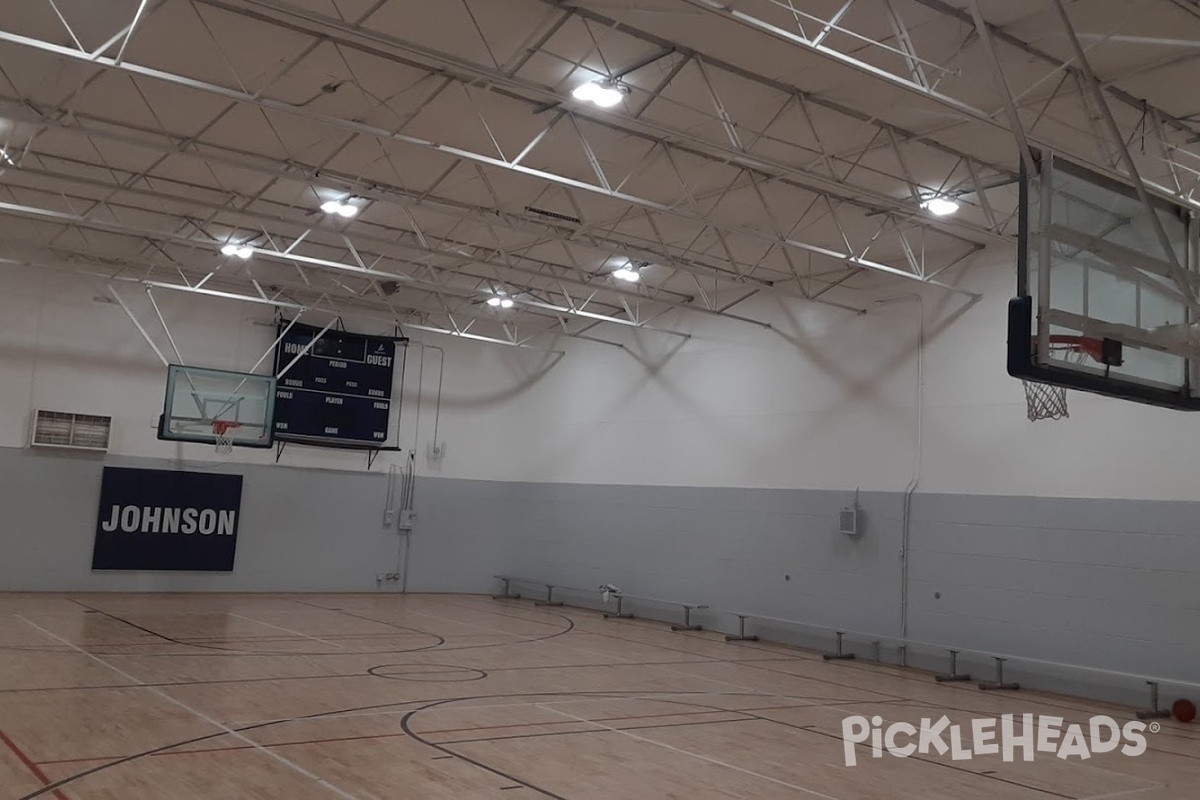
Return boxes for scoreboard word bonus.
[273,321,401,446]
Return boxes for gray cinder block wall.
[5,447,1195,709]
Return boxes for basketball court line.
[0,656,795,697]
[729,654,1200,750]
[639,635,1170,791]
[647,644,908,702]
[1077,786,1168,800]
[31,705,768,767]
[6,599,1187,798]
[380,605,552,636]
[284,599,447,647]
[0,729,70,800]
[696,637,1195,740]
[14,615,366,800]
[438,715,750,746]
[225,690,816,730]
[226,612,345,649]
[535,702,843,800]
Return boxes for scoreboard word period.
[273,321,403,447]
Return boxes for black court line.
[721,652,1200,747]
[495,604,1200,753]
[35,596,1200,756]
[435,716,753,746]
[652,622,1200,741]
[761,709,1077,798]
[406,692,1092,799]
[286,597,580,655]
[14,688,850,799]
[17,594,1199,800]
[59,598,447,657]
[19,683,1188,800]
[0,656,804,695]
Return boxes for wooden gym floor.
[0,593,1195,799]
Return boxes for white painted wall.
[917,258,1200,501]
[426,251,1200,501]
[7,254,1200,499]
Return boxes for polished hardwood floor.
[0,593,1195,799]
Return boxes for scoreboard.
[272,321,405,447]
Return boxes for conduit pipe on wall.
[874,293,924,646]
[381,456,416,592]
[400,451,416,592]
[414,344,446,460]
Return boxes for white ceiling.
[1,0,1198,347]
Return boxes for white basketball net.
[1023,344,1090,422]
[213,422,240,455]
[1022,380,1070,421]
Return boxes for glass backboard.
[1010,151,1200,409]
[158,365,275,448]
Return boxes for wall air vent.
[31,410,112,452]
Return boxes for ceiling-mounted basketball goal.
[158,365,276,449]
[1009,151,1200,417]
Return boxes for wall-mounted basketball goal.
[1009,150,1200,416]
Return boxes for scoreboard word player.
[272,321,403,447]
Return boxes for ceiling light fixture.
[920,196,960,216]
[220,243,253,259]
[486,294,515,309]
[321,199,359,217]
[612,266,641,283]
[572,79,627,109]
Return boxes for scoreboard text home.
[273,321,407,448]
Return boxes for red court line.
[0,728,70,800]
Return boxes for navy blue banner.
[92,467,243,572]
[273,321,401,447]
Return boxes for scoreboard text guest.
[272,321,406,447]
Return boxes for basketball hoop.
[212,420,242,455]
[1022,336,1101,422]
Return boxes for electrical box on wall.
[839,506,859,536]
[840,489,862,536]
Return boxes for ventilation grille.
[31,410,112,451]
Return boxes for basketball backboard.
[1009,151,1200,409]
[158,365,275,448]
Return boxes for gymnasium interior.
[1,0,1198,797]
